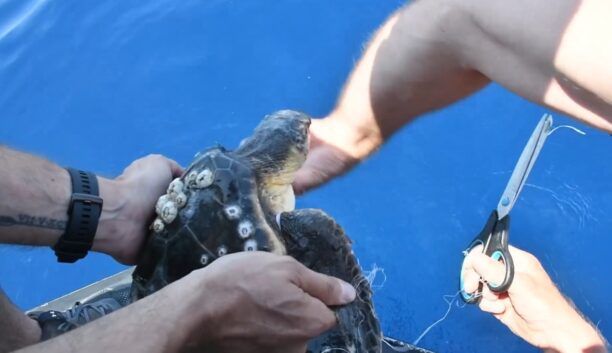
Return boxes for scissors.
[460,114,554,303]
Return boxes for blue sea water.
[0,1,610,352]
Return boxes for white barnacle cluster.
[151,179,186,232]
[186,169,214,189]
[150,167,217,233]
[149,161,260,255]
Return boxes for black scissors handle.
[484,213,514,293]
[460,211,515,303]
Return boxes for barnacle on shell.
[160,201,178,224]
[186,171,198,188]
[152,218,165,233]
[175,192,188,207]
[167,178,185,198]
[196,169,214,188]
[155,195,170,215]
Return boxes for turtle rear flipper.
[280,209,382,353]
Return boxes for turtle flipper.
[280,209,382,353]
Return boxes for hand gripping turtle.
[131,110,382,353]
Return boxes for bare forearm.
[0,146,128,256]
[14,279,198,353]
[296,0,612,194]
[16,270,222,353]
[328,1,489,159]
[0,289,40,353]
[456,0,612,132]
[331,0,612,156]
[0,147,71,245]
[545,307,608,353]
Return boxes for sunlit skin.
[292,0,610,351]
[293,0,612,194]
[462,245,606,352]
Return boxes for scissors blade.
[496,113,553,220]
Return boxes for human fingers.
[506,245,544,272]
[289,259,356,306]
[462,252,507,314]
[121,154,174,177]
[469,252,508,289]
[461,269,481,294]
[504,245,556,294]
[292,145,357,195]
[292,155,331,195]
[480,285,501,302]
[141,154,183,177]
[166,157,184,177]
[478,296,506,314]
[461,245,484,294]
[296,291,339,336]
[292,120,359,195]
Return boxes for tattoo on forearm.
[0,214,66,230]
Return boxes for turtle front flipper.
[279,209,382,353]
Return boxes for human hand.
[94,154,183,264]
[177,251,357,353]
[292,115,380,195]
[462,245,606,352]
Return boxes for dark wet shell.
[281,209,382,352]
[132,148,279,298]
[130,145,384,352]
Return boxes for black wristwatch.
[53,168,103,263]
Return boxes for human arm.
[0,146,182,264]
[0,289,41,353]
[462,245,608,353]
[293,0,612,194]
[15,252,356,353]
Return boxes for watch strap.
[53,168,103,263]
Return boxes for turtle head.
[237,110,311,177]
[236,110,311,213]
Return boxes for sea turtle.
[131,110,382,352]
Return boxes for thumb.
[292,145,358,196]
[294,265,356,306]
[292,163,327,195]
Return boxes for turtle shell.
[132,147,282,299]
